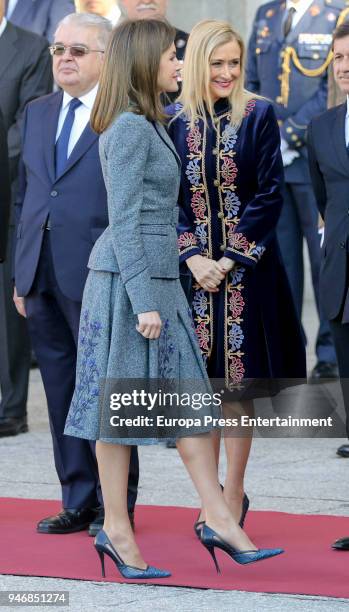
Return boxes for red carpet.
[0,498,349,597]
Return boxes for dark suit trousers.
[25,233,139,510]
[329,319,349,438]
[277,183,336,364]
[0,226,31,418]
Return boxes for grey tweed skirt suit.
[64,112,217,445]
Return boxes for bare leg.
[96,441,147,569]
[196,428,220,523]
[223,400,253,522]
[177,434,257,551]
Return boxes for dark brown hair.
[91,19,176,133]
[332,23,349,49]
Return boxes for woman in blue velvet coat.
[168,20,306,534]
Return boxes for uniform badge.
[261,26,270,38]
[176,38,186,49]
[327,12,337,22]
[310,5,321,17]
[266,9,275,18]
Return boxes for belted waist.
[139,208,179,226]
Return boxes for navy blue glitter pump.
[94,530,171,579]
[200,524,284,572]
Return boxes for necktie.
[284,6,296,38]
[55,98,82,177]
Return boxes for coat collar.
[153,122,181,169]
[0,22,19,81]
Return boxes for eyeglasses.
[49,44,105,57]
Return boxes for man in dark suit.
[0,0,52,438]
[6,0,75,42]
[0,109,10,264]
[247,0,340,382]
[308,22,349,552]
[14,12,139,535]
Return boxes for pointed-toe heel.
[94,530,171,579]
[200,524,284,573]
[239,493,250,529]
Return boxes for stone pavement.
[1,262,349,611]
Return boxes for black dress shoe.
[0,416,28,438]
[88,508,135,536]
[337,444,349,458]
[308,362,338,384]
[37,508,98,534]
[332,536,349,550]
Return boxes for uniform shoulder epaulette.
[259,0,280,14]
[325,0,349,10]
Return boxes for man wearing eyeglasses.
[0,0,52,439]
[13,12,139,536]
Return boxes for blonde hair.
[91,19,176,133]
[177,20,258,129]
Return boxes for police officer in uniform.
[247,0,345,382]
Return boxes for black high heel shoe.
[94,529,171,579]
[194,492,250,538]
[200,524,284,573]
[240,493,250,529]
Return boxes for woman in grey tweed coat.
[64,19,283,580]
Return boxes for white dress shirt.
[346,96,349,148]
[286,0,314,29]
[55,84,99,157]
[0,17,7,38]
[6,0,19,19]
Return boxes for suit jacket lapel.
[0,23,18,81]
[43,92,63,184]
[330,103,349,175]
[56,123,98,180]
[10,0,33,23]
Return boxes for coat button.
[214,179,219,187]
[212,148,218,155]
[51,190,58,197]
[220,244,226,252]
[340,241,346,249]
[218,211,224,219]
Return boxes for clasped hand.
[187,254,235,292]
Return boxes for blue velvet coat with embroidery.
[167,98,306,392]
